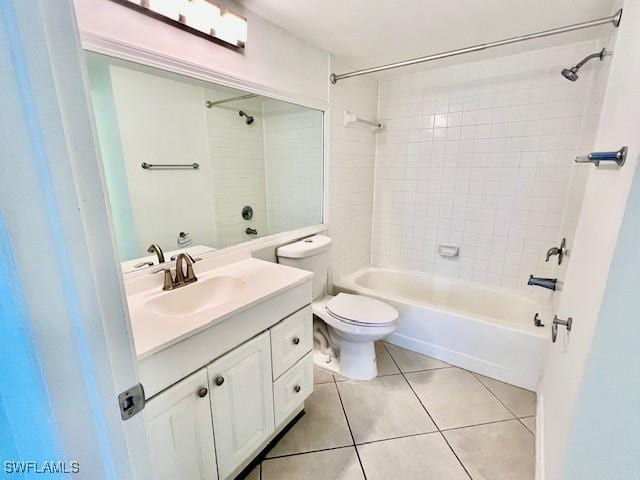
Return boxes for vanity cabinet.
[145,369,218,480]
[144,305,313,480]
[207,332,274,479]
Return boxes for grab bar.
[141,162,200,170]
[575,146,627,167]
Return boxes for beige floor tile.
[384,343,450,372]
[358,433,469,480]
[444,420,535,480]
[375,342,400,376]
[520,416,536,434]
[475,374,537,417]
[406,368,513,429]
[245,464,260,480]
[267,383,352,457]
[337,374,436,443]
[314,365,334,384]
[262,447,365,480]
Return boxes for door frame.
[1,1,152,477]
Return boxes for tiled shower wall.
[205,95,267,248]
[328,58,378,286]
[263,101,324,234]
[371,41,602,292]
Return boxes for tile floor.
[249,342,536,480]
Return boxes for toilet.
[277,235,398,380]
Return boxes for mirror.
[85,53,324,271]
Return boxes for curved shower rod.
[330,9,622,84]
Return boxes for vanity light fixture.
[111,0,247,51]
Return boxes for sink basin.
[145,276,248,317]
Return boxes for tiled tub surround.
[328,57,379,285]
[371,41,602,294]
[263,101,324,234]
[247,342,536,480]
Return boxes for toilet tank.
[276,235,332,301]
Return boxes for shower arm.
[330,9,622,84]
[573,49,607,70]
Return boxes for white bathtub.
[336,266,550,390]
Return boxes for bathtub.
[335,266,550,390]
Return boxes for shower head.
[239,110,254,125]
[561,67,580,82]
[561,48,609,82]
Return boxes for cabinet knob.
[197,387,208,398]
[292,337,300,345]
[215,376,225,386]
[294,385,301,393]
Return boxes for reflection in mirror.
[85,53,324,271]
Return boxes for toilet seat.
[325,293,398,327]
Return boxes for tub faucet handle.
[545,238,567,265]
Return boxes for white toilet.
[277,235,398,380]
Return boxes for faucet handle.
[545,238,567,265]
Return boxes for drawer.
[273,352,313,427]
[270,305,312,379]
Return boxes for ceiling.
[237,0,618,75]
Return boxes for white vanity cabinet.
[207,331,274,479]
[143,305,313,480]
[145,369,218,480]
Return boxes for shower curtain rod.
[205,93,258,108]
[330,9,622,84]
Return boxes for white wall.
[74,0,330,105]
[327,57,379,286]
[538,0,640,477]
[371,41,608,297]
[562,153,640,479]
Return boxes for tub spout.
[528,275,557,291]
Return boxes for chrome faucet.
[147,243,165,264]
[528,275,558,291]
[153,253,198,291]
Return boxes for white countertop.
[127,258,312,359]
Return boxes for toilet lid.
[326,293,398,326]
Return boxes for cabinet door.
[208,332,274,479]
[145,368,218,480]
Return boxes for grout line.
[355,430,439,446]
[518,415,536,435]
[440,417,526,433]
[264,444,359,461]
[381,343,473,480]
[470,372,535,434]
[333,374,368,480]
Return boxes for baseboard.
[535,394,544,480]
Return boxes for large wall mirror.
[85,52,324,271]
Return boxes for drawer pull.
[215,376,225,386]
[294,385,301,393]
[292,337,300,345]
[197,387,208,398]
